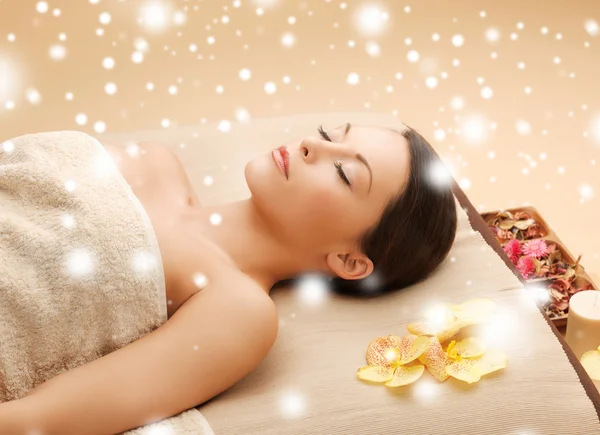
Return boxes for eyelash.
[335,161,351,186]
[318,125,351,187]
[317,125,332,141]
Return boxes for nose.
[300,135,342,164]
[300,136,321,164]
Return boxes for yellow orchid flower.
[419,336,508,384]
[407,298,497,343]
[580,346,600,380]
[357,334,430,387]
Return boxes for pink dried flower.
[522,239,548,259]
[503,239,522,264]
[517,256,536,279]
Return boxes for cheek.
[287,184,352,234]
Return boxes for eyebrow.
[342,122,373,193]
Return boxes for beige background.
[1,0,599,282]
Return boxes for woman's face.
[245,123,411,258]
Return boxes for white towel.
[0,131,212,434]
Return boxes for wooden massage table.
[100,112,600,435]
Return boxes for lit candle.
[566,291,600,361]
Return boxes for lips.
[272,146,289,179]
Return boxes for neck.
[188,198,321,292]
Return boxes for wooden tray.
[481,206,598,328]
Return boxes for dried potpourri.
[544,277,594,318]
[486,210,545,244]
[503,239,580,281]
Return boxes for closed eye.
[335,161,351,186]
[318,125,351,188]
[319,123,372,194]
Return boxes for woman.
[0,123,457,434]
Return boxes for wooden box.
[480,206,598,328]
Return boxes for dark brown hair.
[330,126,457,297]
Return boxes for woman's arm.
[0,399,30,434]
[7,283,278,435]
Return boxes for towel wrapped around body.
[0,131,213,434]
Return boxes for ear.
[325,251,374,281]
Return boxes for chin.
[245,155,279,201]
[244,156,292,230]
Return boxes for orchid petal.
[398,334,430,365]
[384,365,425,387]
[448,337,487,359]
[365,335,402,367]
[471,349,509,376]
[418,337,451,382]
[446,349,508,384]
[445,359,482,384]
[580,347,600,381]
[449,298,497,324]
[356,365,395,383]
[406,320,465,343]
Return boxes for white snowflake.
[65,248,95,278]
[235,107,251,123]
[450,96,465,110]
[2,140,15,152]
[75,113,88,125]
[485,27,500,42]
[209,213,222,225]
[426,160,452,187]
[451,34,464,47]
[459,177,471,189]
[99,12,111,25]
[459,114,489,143]
[407,50,419,63]
[515,119,531,135]
[433,128,446,141]
[279,391,306,419]
[365,41,380,57]
[353,3,389,37]
[138,1,172,32]
[217,120,231,132]
[102,57,115,69]
[239,68,251,80]
[296,273,330,305]
[264,81,277,94]
[584,19,599,36]
[49,44,67,61]
[61,214,76,229]
[131,51,144,63]
[281,32,295,47]
[104,83,117,95]
[346,72,360,85]
[94,121,106,133]
[36,1,49,14]
[578,184,594,203]
[132,250,158,273]
[172,10,187,26]
[425,76,438,89]
[26,88,42,105]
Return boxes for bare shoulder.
[185,273,279,342]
